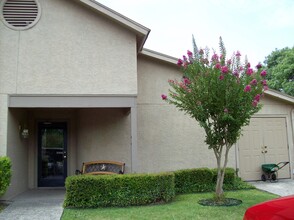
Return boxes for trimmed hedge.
[64,167,252,208]
[174,167,236,194]
[0,156,12,197]
[64,172,175,208]
[174,168,213,193]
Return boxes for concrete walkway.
[0,189,65,220]
[251,179,294,196]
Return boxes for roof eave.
[140,48,178,65]
[265,89,294,104]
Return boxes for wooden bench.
[76,160,125,175]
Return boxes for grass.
[61,189,278,220]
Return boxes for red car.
[244,195,294,220]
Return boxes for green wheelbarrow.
[261,162,289,182]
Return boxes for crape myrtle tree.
[162,37,268,200]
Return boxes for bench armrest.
[75,169,82,175]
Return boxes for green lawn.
[61,190,278,220]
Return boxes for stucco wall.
[0,0,137,95]
[76,108,132,173]
[4,109,29,199]
[137,55,236,173]
[258,96,293,115]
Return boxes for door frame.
[37,122,68,187]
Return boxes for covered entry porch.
[5,95,137,199]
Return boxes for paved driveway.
[251,179,294,196]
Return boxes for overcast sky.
[98,0,294,65]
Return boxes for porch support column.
[0,94,8,156]
[131,106,138,173]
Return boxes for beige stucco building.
[0,0,293,199]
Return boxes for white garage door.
[238,117,290,181]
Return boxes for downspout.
[235,143,239,177]
[291,108,294,178]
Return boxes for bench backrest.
[82,160,125,175]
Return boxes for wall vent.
[1,0,41,30]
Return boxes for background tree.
[162,37,267,201]
[264,47,294,96]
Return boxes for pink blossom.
[263,85,269,91]
[183,55,188,61]
[244,85,251,92]
[254,94,261,102]
[261,80,267,86]
[199,49,204,55]
[161,94,167,100]
[252,100,258,107]
[215,63,221,69]
[211,53,219,62]
[239,66,244,71]
[224,108,229,113]
[183,77,191,85]
[187,50,193,57]
[168,79,175,84]
[261,70,267,77]
[250,79,257,85]
[246,68,253,76]
[256,63,262,69]
[179,82,187,90]
[227,59,232,65]
[236,51,241,57]
[221,66,229,74]
[247,62,251,68]
[177,59,183,66]
[233,70,239,77]
[219,75,224,80]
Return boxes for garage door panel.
[239,117,290,181]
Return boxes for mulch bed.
[198,198,242,206]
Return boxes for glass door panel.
[38,122,67,187]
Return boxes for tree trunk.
[214,145,231,201]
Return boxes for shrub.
[174,168,214,193]
[174,167,239,194]
[0,157,12,197]
[223,177,255,191]
[64,172,175,208]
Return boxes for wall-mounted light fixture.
[19,124,29,139]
